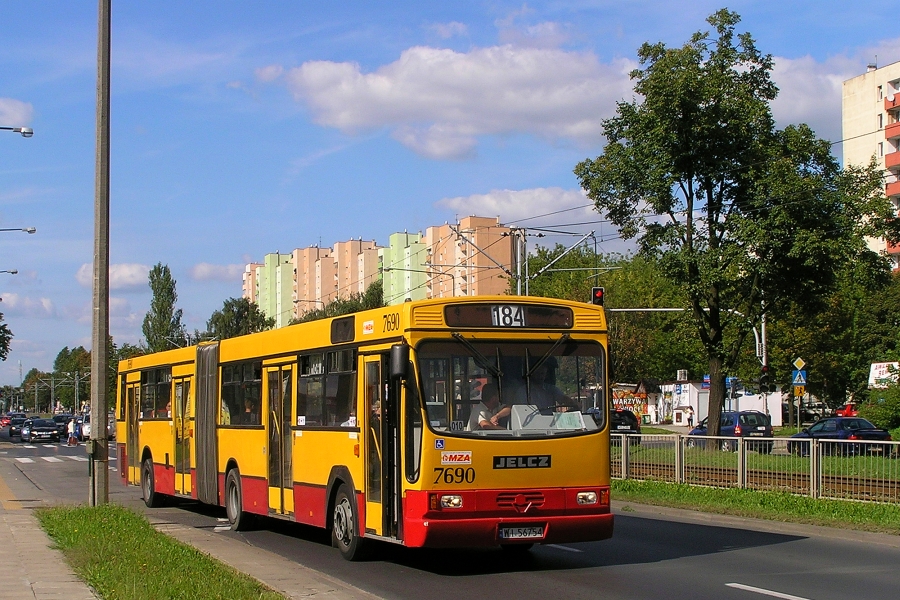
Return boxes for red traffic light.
[591,287,605,306]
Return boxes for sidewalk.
[0,452,379,600]
[0,459,98,599]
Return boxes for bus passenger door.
[266,365,294,516]
[173,377,192,496]
[126,381,140,484]
[364,354,400,539]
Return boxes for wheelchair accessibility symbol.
[435,439,445,450]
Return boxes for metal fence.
[611,434,900,504]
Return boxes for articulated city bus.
[116,295,613,559]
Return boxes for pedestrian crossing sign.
[792,369,807,386]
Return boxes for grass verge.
[612,478,900,535]
[36,504,284,600]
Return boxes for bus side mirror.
[390,344,409,380]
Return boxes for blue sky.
[0,1,896,385]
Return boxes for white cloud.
[0,293,54,317]
[76,263,149,290]
[255,64,284,83]
[0,98,34,125]
[189,262,243,282]
[437,187,592,225]
[430,22,468,39]
[281,45,634,159]
[770,54,861,143]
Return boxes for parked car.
[52,414,74,437]
[80,414,91,440]
[609,408,642,437]
[0,415,11,428]
[21,418,61,443]
[8,417,26,439]
[687,410,773,453]
[833,403,859,417]
[788,417,892,456]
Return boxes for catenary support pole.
[90,0,111,506]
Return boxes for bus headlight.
[576,491,598,505]
[440,495,464,509]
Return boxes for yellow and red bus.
[116,295,613,559]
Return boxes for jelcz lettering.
[492,455,551,469]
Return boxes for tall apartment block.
[245,240,383,325]
[380,232,428,305]
[424,216,513,300]
[843,62,900,268]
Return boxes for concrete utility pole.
[89,0,111,506]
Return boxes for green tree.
[206,298,275,340]
[0,311,12,361]
[52,346,92,412]
[142,263,186,352]
[574,10,893,435]
[295,279,385,324]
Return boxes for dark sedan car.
[788,417,892,456]
[8,417,26,439]
[688,410,773,452]
[22,418,61,443]
[52,414,74,437]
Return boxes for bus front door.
[173,377,192,496]
[364,354,400,539]
[266,365,294,516]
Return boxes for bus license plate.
[499,526,544,539]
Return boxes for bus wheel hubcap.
[334,499,352,544]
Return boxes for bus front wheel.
[332,483,367,561]
[141,458,163,508]
[225,469,252,531]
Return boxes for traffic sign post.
[792,358,807,429]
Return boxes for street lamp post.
[0,228,36,234]
[0,126,33,138]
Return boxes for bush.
[858,384,900,430]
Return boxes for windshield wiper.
[524,334,571,379]
[451,333,503,380]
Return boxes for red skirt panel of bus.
[293,483,328,528]
[217,472,268,515]
[152,462,175,496]
[399,487,613,548]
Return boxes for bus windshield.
[416,338,606,438]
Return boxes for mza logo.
[441,451,472,465]
[362,320,375,335]
[493,455,551,469]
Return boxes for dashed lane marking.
[726,583,811,600]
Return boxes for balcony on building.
[886,180,900,198]
[886,95,900,113]
[887,151,900,171]
[885,121,900,142]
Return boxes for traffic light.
[591,287,605,306]
[759,364,770,394]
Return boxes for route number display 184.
[491,305,525,327]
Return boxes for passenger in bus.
[243,399,259,425]
[468,383,506,431]
[515,359,566,411]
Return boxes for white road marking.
[66,456,88,462]
[213,526,231,532]
[216,517,229,522]
[546,544,582,553]
[726,583,812,600]
[41,457,63,463]
[21,445,36,449]
[15,458,34,463]
[43,444,57,448]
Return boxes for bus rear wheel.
[141,458,163,508]
[332,483,367,561]
[225,468,252,531]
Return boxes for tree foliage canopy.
[0,311,12,361]
[574,10,894,433]
[206,297,275,340]
[142,263,186,353]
